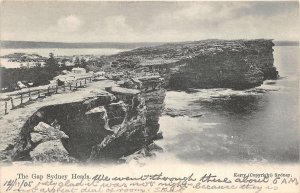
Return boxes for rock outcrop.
[30,122,69,143]
[30,140,76,163]
[89,76,166,161]
[168,40,277,89]
[3,77,166,163]
[113,39,278,90]
[28,122,75,162]
[138,76,166,136]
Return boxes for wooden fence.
[0,75,101,117]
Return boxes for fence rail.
[0,75,101,117]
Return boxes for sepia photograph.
[0,0,299,192]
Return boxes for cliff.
[89,76,166,161]
[0,78,166,163]
[0,39,279,163]
[112,39,278,90]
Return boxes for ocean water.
[157,46,299,163]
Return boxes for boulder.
[30,122,69,144]
[30,140,76,163]
[85,106,112,132]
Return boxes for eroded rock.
[114,39,278,90]
[7,77,166,163]
[30,140,76,163]
[30,122,69,144]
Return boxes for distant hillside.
[0,41,164,49]
[274,41,299,46]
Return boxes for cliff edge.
[112,39,278,90]
[0,78,166,163]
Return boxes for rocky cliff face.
[137,76,166,137]
[4,77,166,163]
[168,40,277,89]
[113,39,278,90]
[89,77,166,161]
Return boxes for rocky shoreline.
[0,39,278,164]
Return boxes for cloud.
[103,15,134,36]
[1,2,298,42]
[21,15,84,42]
[84,15,139,42]
[57,15,81,32]
[139,2,299,42]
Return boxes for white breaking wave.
[166,81,280,110]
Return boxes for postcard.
[0,0,299,192]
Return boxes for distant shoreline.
[0,41,163,49]
[1,40,298,49]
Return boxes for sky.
[0,1,299,42]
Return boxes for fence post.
[11,98,14,109]
[38,90,40,98]
[5,101,8,115]
[20,93,23,104]
[55,85,58,94]
[28,91,31,101]
[85,78,87,84]
[70,84,72,90]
